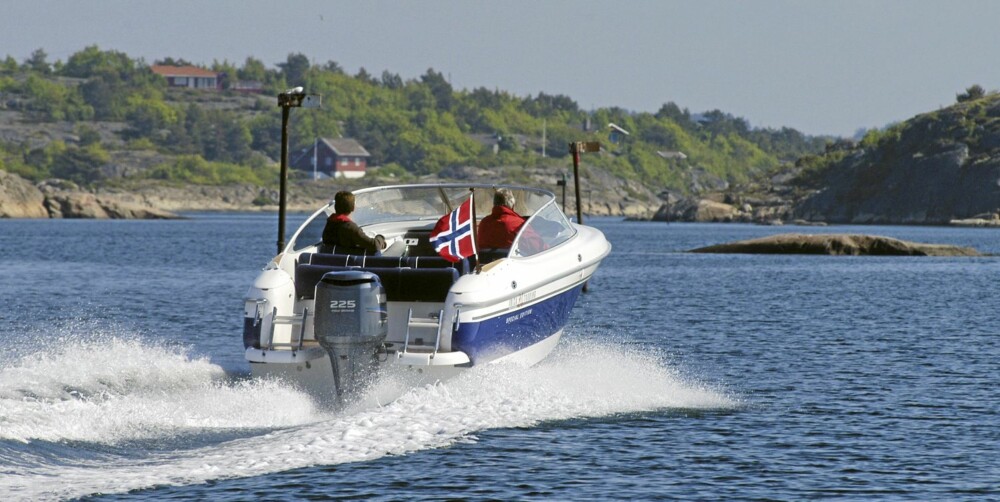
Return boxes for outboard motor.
[313,270,388,406]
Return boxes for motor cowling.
[313,270,387,404]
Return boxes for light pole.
[568,141,600,225]
[568,140,600,293]
[276,87,321,255]
[556,171,567,212]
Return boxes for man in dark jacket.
[478,188,526,249]
[322,191,385,254]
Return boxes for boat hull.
[452,283,581,365]
[248,328,564,399]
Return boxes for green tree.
[76,124,102,146]
[155,57,193,67]
[249,113,282,160]
[79,72,125,120]
[212,59,238,89]
[278,53,310,87]
[1,56,18,74]
[50,143,110,184]
[957,84,986,103]
[355,67,377,85]
[24,48,51,74]
[321,60,344,74]
[124,95,179,138]
[18,74,93,121]
[380,71,403,90]
[420,68,454,111]
[60,45,135,79]
[238,56,268,82]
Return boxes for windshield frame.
[284,183,557,253]
[510,198,578,259]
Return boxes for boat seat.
[299,252,469,274]
[317,243,374,256]
[296,264,459,302]
[477,248,510,265]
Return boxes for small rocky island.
[690,233,982,256]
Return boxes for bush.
[125,137,157,150]
[144,155,276,185]
[371,162,411,180]
[50,143,111,185]
[957,85,986,103]
[16,75,94,122]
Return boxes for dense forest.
[0,46,828,195]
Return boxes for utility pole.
[312,137,318,181]
[276,87,321,255]
[556,171,567,212]
[568,141,600,225]
[568,141,600,293]
[542,118,546,158]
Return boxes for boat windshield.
[288,184,555,252]
[350,185,553,227]
[512,201,577,258]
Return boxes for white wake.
[0,335,734,500]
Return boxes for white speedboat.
[242,183,611,403]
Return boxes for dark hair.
[334,191,355,214]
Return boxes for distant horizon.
[4,1,1000,138]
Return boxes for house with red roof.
[150,65,220,89]
[291,138,371,179]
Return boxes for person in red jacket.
[478,188,526,249]
[322,191,385,254]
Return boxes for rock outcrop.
[0,173,179,219]
[650,196,774,223]
[689,233,982,256]
[0,170,48,218]
[42,191,177,219]
[790,96,1000,224]
[670,198,739,222]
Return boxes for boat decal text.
[510,290,537,308]
[505,308,533,324]
[329,299,356,313]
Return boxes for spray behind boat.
[313,270,388,406]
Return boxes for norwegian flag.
[430,194,477,262]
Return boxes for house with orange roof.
[150,65,220,89]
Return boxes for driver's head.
[334,191,355,214]
[494,188,515,209]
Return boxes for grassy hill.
[0,45,826,208]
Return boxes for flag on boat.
[430,194,477,262]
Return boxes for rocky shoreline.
[0,171,178,219]
[0,165,666,220]
[5,163,1000,226]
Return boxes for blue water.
[1,215,997,500]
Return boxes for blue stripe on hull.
[453,284,583,364]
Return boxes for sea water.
[0,215,996,500]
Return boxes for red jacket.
[478,205,525,249]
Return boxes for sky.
[4,0,1000,137]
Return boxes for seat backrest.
[299,252,352,267]
[295,263,459,302]
[477,248,510,265]
[317,243,373,256]
[299,252,468,274]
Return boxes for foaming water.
[0,335,320,446]
[0,333,730,500]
